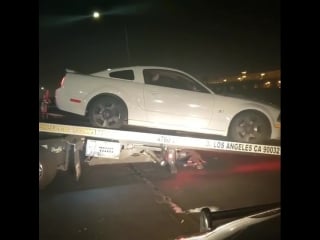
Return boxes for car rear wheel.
[89,97,127,129]
[228,111,271,144]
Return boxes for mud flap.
[74,141,82,181]
[166,148,178,174]
[65,137,84,181]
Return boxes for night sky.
[39,0,280,93]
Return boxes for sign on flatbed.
[39,123,280,156]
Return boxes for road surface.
[39,151,280,240]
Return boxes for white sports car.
[55,66,280,144]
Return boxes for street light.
[241,71,247,81]
[93,11,100,19]
[91,11,131,65]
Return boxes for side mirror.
[199,208,212,233]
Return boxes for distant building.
[206,69,281,89]
[205,70,281,107]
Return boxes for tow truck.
[39,122,280,190]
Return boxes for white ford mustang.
[55,66,280,144]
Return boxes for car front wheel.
[228,111,271,144]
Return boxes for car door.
[143,69,214,130]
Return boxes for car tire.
[39,147,57,190]
[228,110,271,144]
[88,97,127,129]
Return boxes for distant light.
[242,75,247,79]
[93,11,100,19]
[277,80,281,88]
[107,68,112,71]
[223,79,227,82]
[260,73,265,77]
[237,77,242,81]
[40,86,44,90]
[241,71,247,75]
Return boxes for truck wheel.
[228,110,271,144]
[89,97,127,129]
[39,148,57,190]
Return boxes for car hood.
[215,93,280,108]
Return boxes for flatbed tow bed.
[39,122,280,190]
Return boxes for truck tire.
[88,97,127,129]
[39,148,57,190]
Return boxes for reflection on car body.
[175,202,280,240]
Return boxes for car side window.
[143,69,210,93]
[109,70,134,80]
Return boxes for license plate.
[85,139,121,159]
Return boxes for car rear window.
[109,70,134,80]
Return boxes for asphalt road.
[39,151,280,240]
